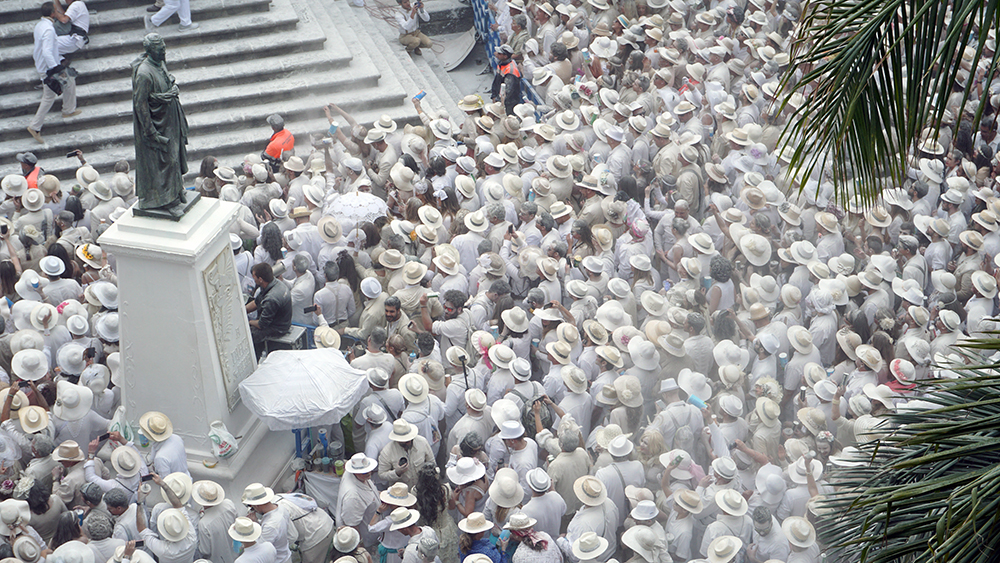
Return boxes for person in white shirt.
[192,480,239,563]
[230,517,278,563]
[138,503,197,563]
[395,0,431,54]
[520,468,566,540]
[29,2,79,144]
[139,412,190,478]
[242,484,293,563]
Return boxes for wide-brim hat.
[13,348,47,381]
[228,517,262,543]
[678,368,712,401]
[782,517,816,548]
[447,457,486,485]
[715,488,748,516]
[489,467,524,507]
[192,480,226,506]
[381,482,417,506]
[110,446,142,478]
[973,270,998,298]
[317,216,343,244]
[139,411,173,442]
[572,532,609,561]
[52,440,85,462]
[673,489,704,513]
[389,418,419,442]
[574,475,607,506]
[53,381,94,422]
[242,483,276,506]
[50,541,93,563]
[157,508,190,542]
[459,512,494,534]
[333,526,361,553]
[161,472,193,505]
[18,406,47,434]
[707,536,742,563]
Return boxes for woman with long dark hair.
[254,222,284,266]
[415,464,460,563]
[50,511,85,549]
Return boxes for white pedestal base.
[99,198,293,497]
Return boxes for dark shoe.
[146,4,159,11]
[414,47,422,55]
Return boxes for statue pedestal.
[99,197,293,497]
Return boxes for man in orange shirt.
[17,152,43,190]
[263,114,293,171]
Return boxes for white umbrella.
[238,349,367,431]
[332,191,388,234]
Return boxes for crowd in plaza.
[12,0,1000,560]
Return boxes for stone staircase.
[0,0,427,181]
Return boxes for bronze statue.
[131,33,199,220]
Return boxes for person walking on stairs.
[29,1,79,144]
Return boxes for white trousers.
[152,0,192,26]
[29,75,77,132]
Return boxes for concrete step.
[0,0,272,47]
[0,10,326,98]
[337,0,463,124]
[1,83,408,164]
[0,47,352,120]
[0,0,269,24]
[0,67,380,140]
[0,0,300,70]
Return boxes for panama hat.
[388,419,419,442]
[242,483,276,506]
[228,517,262,543]
[343,452,378,475]
[707,536,742,563]
[380,482,417,506]
[378,249,406,270]
[399,373,430,404]
[389,507,420,531]
[782,517,816,548]
[972,270,998,298]
[755,397,780,427]
[464,210,489,232]
[18,406,47,434]
[161,472,193,505]
[572,532,609,561]
[500,307,529,333]
[12,536,41,563]
[52,440,85,462]
[139,411,173,442]
[715,489,748,517]
[673,489,704,514]
[188,480,226,508]
[1,176,28,198]
[110,446,142,478]
[489,468,524,507]
[574,476,607,506]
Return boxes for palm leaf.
[817,343,1000,562]
[779,0,1000,205]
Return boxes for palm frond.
[817,344,1000,563]
[779,0,1000,205]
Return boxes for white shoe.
[178,22,199,32]
[144,13,154,30]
